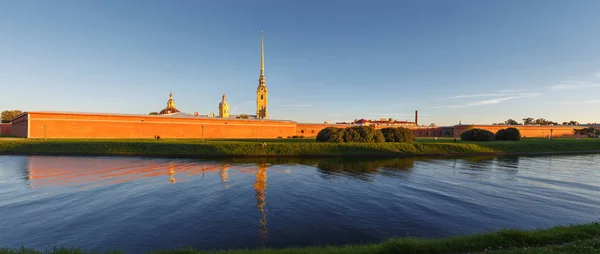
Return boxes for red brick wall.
[453,125,591,138]
[11,115,27,137]
[14,112,593,140]
[295,123,355,137]
[410,127,444,137]
[0,123,12,135]
[20,112,297,139]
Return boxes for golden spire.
[219,164,229,189]
[260,29,265,77]
[168,162,176,184]
[167,91,175,109]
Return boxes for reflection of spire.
[219,164,230,189]
[254,163,268,244]
[168,162,176,184]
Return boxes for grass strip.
[0,138,600,158]
[1,223,599,254]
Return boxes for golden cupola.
[159,91,181,115]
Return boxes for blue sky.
[1,0,599,125]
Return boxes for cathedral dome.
[159,108,180,115]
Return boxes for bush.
[381,127,415,142]
[504,128,521,141]
[495,128,521,141]
[316,127,345,143]
[343,126,385,143]
[460,128,495,141]
[317,126,384,143]
[495,129,506,140]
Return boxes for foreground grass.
[2,223,599,254]
[0,138,599,158]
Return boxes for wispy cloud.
[548,81,600,91]
[281,104,312,107]
[429,93,539,109]
[428,104,465,109]
[595,72,600,78]
[467,96,521,106]
[445,89,524,99]
[559,100,600,104]
[446,93,505,99]
[499,89,521,93]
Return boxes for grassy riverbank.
[0,138,600,158]
[2,223,599,253]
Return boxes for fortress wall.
[12,111,595,139]
[0,123,12,135]
[453,125,589,138]
[295,123,354,137]
[23,112,297,139]
[10,115,27,138]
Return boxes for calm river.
[1,154,600,252]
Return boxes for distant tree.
[562,122,569,125]
[388,118,393,122]
[238,114,250,119]
[149,112,159,115]
[569,120,579,125]
[523,117,534,125]
[429,123,436,127]
[1,110,23,123]
[460,128,495,141]
[504,119,520,125]
[534,118,546,125]
[381,127,415,142]
[573,127,598,137]
[533,118,558,125]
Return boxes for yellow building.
[256,30,268,119]
[218,94,230,118]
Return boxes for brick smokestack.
[415,110,418,126]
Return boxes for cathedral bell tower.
[219,94,230,118]
[256,30,268,119]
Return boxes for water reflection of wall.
[316,158,416,181]
[451,156,520,180]
[24,156,230,188]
